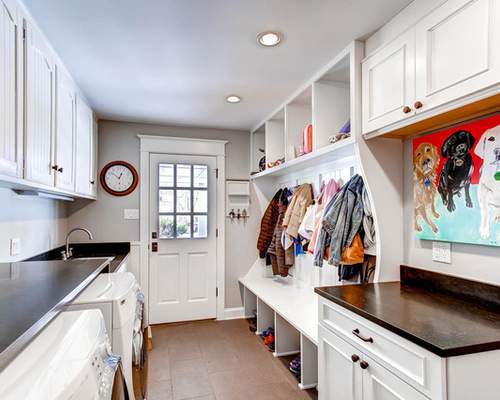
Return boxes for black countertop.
[0,258,111,370]
[315,266,500,357]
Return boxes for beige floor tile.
[148,379,173,400]
[172,370,213,400]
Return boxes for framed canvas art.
[413,113,500,246]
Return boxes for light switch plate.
[124,209,139,220]
[432,241,451,264]
[10,238,21,256]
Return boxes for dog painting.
[437,130,475,212]
[413,113,500,247]
[414,143,440,233]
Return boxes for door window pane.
[176,190,191,213]
[176,215,191,238]
[193,215,208,238]
[159,164,174,187]
[159,190,174,213]
[193,190,208,213]
[193,165,208,188]
[159,215,174,239]
[176,164,191,187]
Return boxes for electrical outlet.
[10,238,21,256]
[124,209,139,220]
[432,241,451,264]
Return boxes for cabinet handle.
[402,106,412,114]
[90,180,95,185]
[360,360,369,370]
[352,328,374,343]
[414,101,423,109]
[351,354,360,363]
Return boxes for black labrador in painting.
[438,130,475,212]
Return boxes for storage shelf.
[250,137,355,180]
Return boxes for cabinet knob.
[414,101,423,109]
[57,167,63,173]
[402,106,412,114]
[351,354,360,363]
[360,360,369,370]
[51,164,59,171]
[90,180,95,185]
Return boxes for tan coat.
[283,184,314,239]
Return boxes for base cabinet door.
[362,28,416,134]
[361,354,428,400]
[319,325,362,400]
[415,0,500,113]
[0,0,22,177]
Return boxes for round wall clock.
[100,161,139,196]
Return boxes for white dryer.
[67,272,144,400]
[0,309,128,400]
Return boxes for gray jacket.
[313,174,365,267]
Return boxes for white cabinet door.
[0,0,22,177]
[362,29,416,134]
[55,67,76,191]
[75,96,92,195]
[24,19,55,186]
[319,325,362,400]
[362,354,428,400]
[415,0,500,112]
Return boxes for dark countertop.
[0,258,111,371]
[27,242,131,272]
[315,266,500,357]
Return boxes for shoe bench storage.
[240,273,319,390]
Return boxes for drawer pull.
[351,354,360,363]
[414,101,423,109]
[402,105,412,114]
[360,360,369,370]
[352,328,373,343]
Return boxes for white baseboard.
[223,307,245,320]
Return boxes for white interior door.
[149,153,217,324]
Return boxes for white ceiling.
[23,0,412,131]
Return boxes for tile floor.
[147,319,318,400]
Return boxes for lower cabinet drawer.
[319,297,445,400]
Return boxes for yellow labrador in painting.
[414,143,441,232]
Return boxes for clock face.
[100,161,138,196]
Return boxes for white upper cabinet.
[362,0,500,135]
[24,18,55,186]
[362,29,415,133]
[415,0,500,112]
[75,96,93,196]
[90,118,98,197]
[0,0,22,177]
[54,67,76,191]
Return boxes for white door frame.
[138,135,227,325]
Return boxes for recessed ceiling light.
[226,95,242,104]
[257,31,282,47]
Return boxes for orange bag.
[341,233,365,265]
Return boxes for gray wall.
[403,139,500,285]
[68,120,259,308]
[0,189,68,261]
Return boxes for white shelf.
[250,136,355,180]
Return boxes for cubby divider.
[274,313,300,357]
[299,333,318,390]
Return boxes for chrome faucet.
[62,227,94,260]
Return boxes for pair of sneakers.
[289,355,301,376]
[260,327,275,351]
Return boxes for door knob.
[414,101,423,109]
[351,354,360,363]
[360,360,369,370]
[402,106,412,114]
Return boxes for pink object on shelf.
[302,124,313,154]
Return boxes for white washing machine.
[0,309,128,400]
[66,272,144,400]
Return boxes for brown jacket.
[257,189,282,258]
[283,184,314,239]
[268,198,294,277]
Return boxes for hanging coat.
[257,189,282,258]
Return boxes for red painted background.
[413,113,500,185]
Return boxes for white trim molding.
[138,134,227,325]
[224,307,246,320]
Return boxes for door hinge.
[216,228,218,237]
[216,287,219,297]
[22,27,26,40]
[215,168,219,179]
